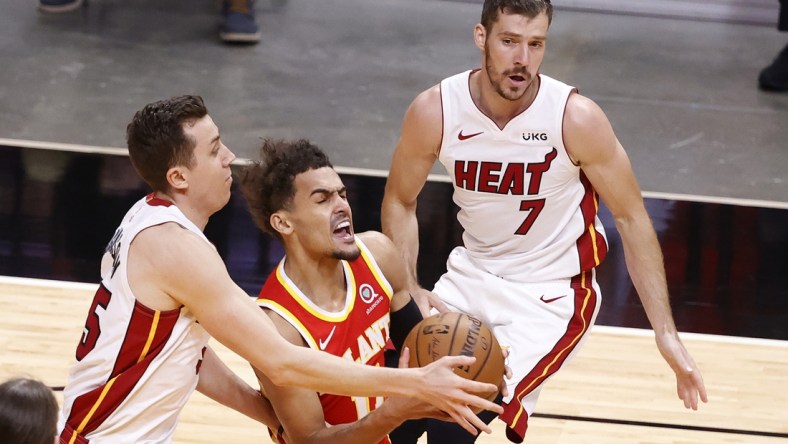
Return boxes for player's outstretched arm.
[141,226,501,433]
[195,346,280,430]
[254,313,452,444]
[564,93,708,409]
[381,86,443,316]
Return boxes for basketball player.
[239,139,463,444]
[381,1,708,442]
[57,95,500,443]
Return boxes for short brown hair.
[126,95,208,191]
[481,0,553,32]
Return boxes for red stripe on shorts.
[500,270,598,441]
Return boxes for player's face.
[181,115,236,214]
[288,167,359,261]
[477,11,549,101]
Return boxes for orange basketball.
[402,312,504,407]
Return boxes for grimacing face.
[282,167,359,261]
[479,10,549,101]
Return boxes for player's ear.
[474,23,486,51]
[270,212,293,236]
[166,166,188,190]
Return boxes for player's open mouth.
[509,75,526,83]
[333,220,354,241]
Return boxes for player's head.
[481,0,552,32]
[0,377,58,444]
[126,95,235,212]
[240,139,359,261]
[476,0,551,101]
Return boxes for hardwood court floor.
[1,277,786,443]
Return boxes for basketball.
[402,312,504,406]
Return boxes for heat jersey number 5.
[75,285,112,361]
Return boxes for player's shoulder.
[356,231,395,257]
[134,222,205,248]
[565,92,607,128]
[356,231,401,269]
[355,231,409,288]
[132,222,218,269]
[408,83,442,114]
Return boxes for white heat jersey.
[438,70,608,282]
[58,193,211,444]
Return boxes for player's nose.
[222,144,236,166]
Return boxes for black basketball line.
[470,328,494,381]
[446,313,462,358]
[414,324,423,368]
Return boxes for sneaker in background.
[759,44,788,92]
[220,0,261,44]
[38,0,85,13]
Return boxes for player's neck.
[472,71,540,129]
[152,190,211,231]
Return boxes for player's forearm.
[206,298,422,400]
[295,403,405,444]
[196,347,278,427]
[270,345,421,399]
[616,214,678,335]
[381,197,420,283]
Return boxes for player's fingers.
[691,368,708,403]
[500,379,509,398]
[458,404,493,435]
[698,383,709,404]
[429,294,451,313]
[678,380,695,410]
[458,390,503,414]
[446,407,479,435]
[398,346,411,369]
[677,381,689,409]
[466,409,493,435]
[416,299,432,318]
[440,354,477,368]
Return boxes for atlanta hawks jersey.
[438,70,608,282]
[257,238,392,444]
[58,193,212,444]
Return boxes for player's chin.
[331,243,360,261]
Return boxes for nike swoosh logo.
[458,130,484,141]
[539,295,567,304]
[318,326,337,350]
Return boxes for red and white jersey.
[438,70,608,282]
[257,238,392,444]
[58,193,212,444]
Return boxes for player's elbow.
[261,356,301,387]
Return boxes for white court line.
[3,137,786,209]
[1,275,786,349]
[592,325,788,348]
[0,138,127,156]
[0,275,97,291]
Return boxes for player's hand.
[382,347,453,422]
[654,332,708,410]
[416,355,502,435]
[411,287,449,317]
[500,346,513,399]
